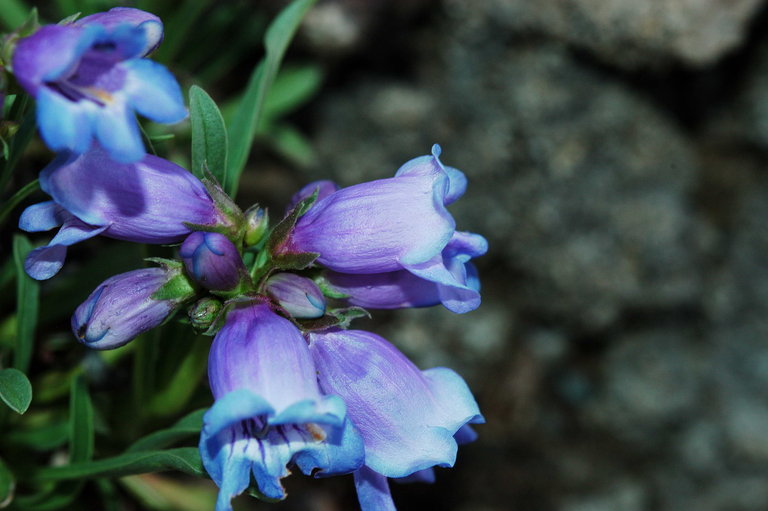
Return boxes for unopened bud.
[244,205,269,246]
[266,273,326,319]
[188,297,223,330]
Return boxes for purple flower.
[324,231,487,314]
[277,145,486,313]
[200,300,364,511]
[308,328,483,510]
[266,273,326,319]
[11,7,185,162]
[19,147,225,280]
[72,266,193,349]
[180,232,246,292]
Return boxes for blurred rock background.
[241,0,768,509]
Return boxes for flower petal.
[37,86,94,154]
[93,98,145,163]
[76,7,164,56]
[309,329,481,477]
[353,467,397,511]
[24,219,108,280]
[122,59,187,124]
[19,201,67,232]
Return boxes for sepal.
[299,306,370,332]
[188,297,223,331]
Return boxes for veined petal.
[309,329,481,477]
[283,174,454,273]
[122,59,187,124]
[323,270,441,310]
[353,467,397,511]
[208,301,336,420]
[37,86,94,154]
[40,147,218,243]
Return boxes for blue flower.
[276,145,487,313]
[308,328,484,510]
[19,147,227,280]
[180,232,247,292]
[11,7,186,162]
[72,265,193,349]
[200,300,364,511]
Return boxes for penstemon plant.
[0,2,486,510]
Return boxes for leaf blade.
[189,85,228,183]
[225,0,316,196]
[0,368,31,414]
[13,234,39,373]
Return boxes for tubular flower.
[266,273,326,319]
[308,328,484,510]
[72,265,193,349]
[200,300,364,511]
[323,230,487,314]
[19,147,226,280]
[180,232,247,292]
[11,7,185,162]
[276,146,486,313]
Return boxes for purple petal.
[24,219,108,280]
[180,232,245,291]
[40,147,219,243]
[76,7,163,56]
[323,270,441,309]
[19,201,67,232]
[281,173,454,273]
[11,25,96,95]
[394,144,467,205]
[309,329,482,477]
[353,467,397,511]
[71,267,177,348]
[266,273,326,319]
[287,179,339,212]
[208,300,344,423]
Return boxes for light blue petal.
[122,59,187,124]
[18,201,66,232]
[23,219,108,280]
[353,467,397,511]
[93,99,145,163]
[393,467,436,484]
[24,245,67,281]
[203,388,274,438]
[199,426,254,511]
[443,166,467,205]
[422,367,485,432]
[37,87,93,154]
[268,394,346,427]
[293,417,365,477]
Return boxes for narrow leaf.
[126,408,206,453]
[34,448,205,481]
[0,179,40,227]
[189,85,228,182]
[0,0,29,31]
[0,456,13,507]
[0,367,32,414]
[225,0,316,196]
[13,234,39,373]
[69,374,94,463]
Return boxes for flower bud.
[72,266,193,349]
[243,205,269,246]
[188,297,223,330]
[180,231,247,292]
[266,273,326,319]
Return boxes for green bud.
[244,205,269,246]
[188,297,223,331]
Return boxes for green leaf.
[261,65,323,121]
[225,0,316,196]
[0,0,29,31]
[189,85,228,182]
[0,178,40,227]
[268,123,315,167]
[147,335,209,417]
[33,448,205,481]
[126,408,206,453]
[69,374,94,463]
[0,456,13,507]
[13,234,39,373]
[0,367,32,414]
[6,420,69,451]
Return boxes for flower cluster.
[10,7,486,511]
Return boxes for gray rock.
[445,0,765,68]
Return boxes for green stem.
[0,178,39,226]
